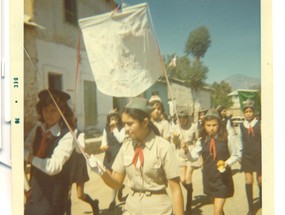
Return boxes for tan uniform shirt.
[112,131,179,191]
[152,119,171,140]
[172,123,196,147]
[172,123,202,167]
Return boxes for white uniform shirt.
[152,119,171,140]
[101,127,126,147]
[172,123,196,146]
[185,131,242,167]
[24,122,78,176]
[237,117,259,153]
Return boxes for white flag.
[79,3,163,97]
[168,55,177,68]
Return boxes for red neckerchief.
[248,123,255,136]
[36,130,53,158]
[132,143,144,168]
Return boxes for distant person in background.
[238,100,262,215]
[24,89,76,215]
[184,110,241,215]
[217,106,233,130]
[193,107,208,140]
[171,111,201,215]
[167,113,177,132]
[217,106,239,156]
[100,110,125,210]
[149,92,171,141]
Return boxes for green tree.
[186,61,208,114]
[186,61,208,90]
[164,54,192,80]
[163,25,211,115]
[184,26,211,62]
[211,81,233,108]
[164,54,208,114]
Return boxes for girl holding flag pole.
[24,89,99,215]
[171,110,200,215]
[89,97,184,215]
[24,89,76,215]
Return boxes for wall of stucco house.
[169,81,211,121]
[144,79,212,122]
[24,0,116,137]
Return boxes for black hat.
[38,89,71,102]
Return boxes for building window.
[64,0,78,25]
[84,80,97,127]
[48,73,63,90]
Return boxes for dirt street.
[70,152,262,215]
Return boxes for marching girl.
[171,110,200,215]
[217,105,239,156]
[217,105,236,136]
[149,93,171,141]
[195,107,208,134]
[184,110,241,215]
[100,110,125,209]
[89,97,184,215]
[24,89,76,215]
[238,100,262,215]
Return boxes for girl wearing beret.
[171,111,199,215]
[184,110,241,215]
[238,101,262,215]
[90,97,184,215]
[149,93,171,141]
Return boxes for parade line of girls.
[24,89,261,215]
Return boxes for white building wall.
[36,39,112,131]
[169,82,211,119]
[96,91,113,130]
[195,90,211,109]
[22,0,116,135]
[169,83,194,114]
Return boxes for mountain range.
[223,74,261,91]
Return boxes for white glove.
[88,154,106,176]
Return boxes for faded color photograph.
[23,0,262,215]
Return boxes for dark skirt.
[103,144,121,170]
[66,150,89,184]
[241,154,262,174]
[25,170,70,215]
[202,166,234,198]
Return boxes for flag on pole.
[168,55,177,68]
[79,3,163,97]
[111,3,123,16]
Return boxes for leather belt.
[131,188,167,196]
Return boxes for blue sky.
[125,0,261,84]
